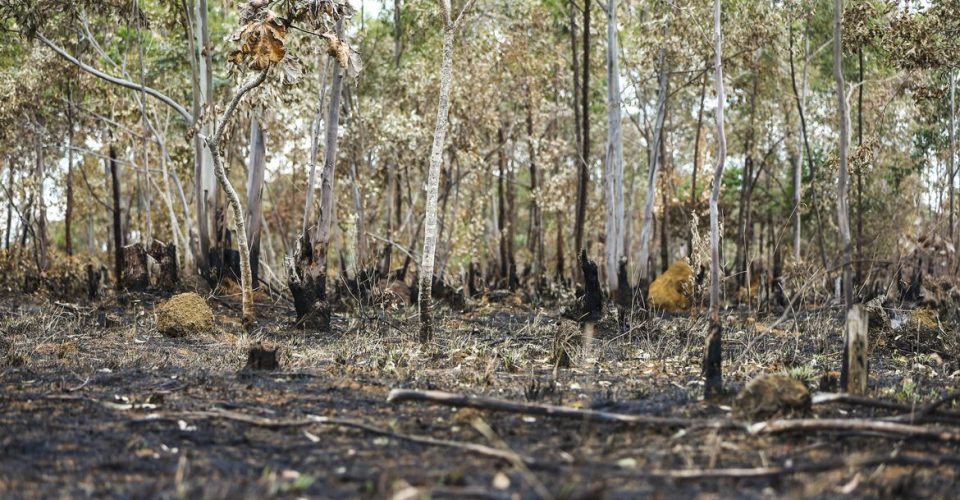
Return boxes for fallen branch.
[750,418,960,442]
[813,392,960,423]
[133,408,540,467]
[812,392,915,412]
[387,389,734,429]
[611,452,960,480]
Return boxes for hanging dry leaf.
[321,32,363,79]
[281,56,304,85]
[228,12,288,70]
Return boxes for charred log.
[121,243,149,291]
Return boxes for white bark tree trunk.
[302,58,331,236]
[418,25,457,343]
[834,0,855,390]
[704,0,727,398]
[638,45,669,288]
[604,0,625,296]
[246,113,266,287]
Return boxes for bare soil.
[2,292,959,498]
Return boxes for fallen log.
[749,418,960,442]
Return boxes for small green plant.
[785,365,818,389]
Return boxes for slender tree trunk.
[789,25,828,270]
[856,46,864,285]
[688,73,707,258]
[349,155,366,272]
[393,0,403,66]
[303,58,331,236]
[573,0,591,263]
[35,136,48,271]
[950,71,956,242]
[305,18,347,305]
[419,24,459,343]
[569,0,582,280]
[246,114,266,288]
[136,0,153,244]
[497,126,514,286]
[603,0,625,299]
[205,70,268,329]
[659,130,670,273]
[704,0,727,399]
[183,0,209,271]
[526,95,543,286]
[638,45,668,290]
[834,0,854,389]
[110,144,123,289]
[65,83,75,255]
[4,165,11,249]
[734,74,758,293]
[196,0,216,269]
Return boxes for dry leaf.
[229,11,287,70]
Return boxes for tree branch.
[36,34,194,125]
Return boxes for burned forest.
[3,0,960,497]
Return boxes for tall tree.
[245,114,266,288]
[834,0,854,389]
[788,24,828,269]
[638,44,669,290]
[573,0,591,265]
[418,0,477,343]
[603,0,625,302]
[205,70,268,329]
[704,0,727,399]
[950,71,956,241]
[289,18,348,330]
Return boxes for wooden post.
[844,304,869,394]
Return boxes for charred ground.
[2,289,960,498]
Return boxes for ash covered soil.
[1,293,959,498]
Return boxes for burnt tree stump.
[286,233,331,331]
[578,250,603,324]
[86,264,107,300]
[148,241,178,292]
[121,243,149,291]
[245,342,280,371]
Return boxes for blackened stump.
[245,342,279,370]
[286,233,331,331]
[704,320,723,399]
[578,250,603,323]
